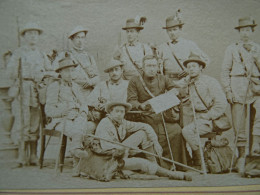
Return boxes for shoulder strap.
[192,84,209,110]
[167,42,184,70]
[124,44,143,74]
[138,75,155,98]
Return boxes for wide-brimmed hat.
[234,17,257,30]
[68,26,88,39]
[20,23,43,36]
[55,57,78,72]
[104,59,124,73]
[105,102,132,113]
[122,16,147,30]
[183,52,206,68]
[163,15,184,29]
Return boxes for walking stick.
[16,16,27,166]
[160,113,176,171]
[86,134,203,174]
[189,87,207,175]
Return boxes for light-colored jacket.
[221,41,260,103]
[7,45,52,107]
[95,117,158,151]
[45,80,88,136]
[87,79,129,107]
[113,42,153,80]
[177,74,227,120]
[53,48,100,96]
[157,38,210,74]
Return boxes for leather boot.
[236,146,246,175]
[14,141,30,167]
[156,166,192,181]
[29,141,38,166]
[192,149,202,170]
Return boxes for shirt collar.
[108,78,123,86]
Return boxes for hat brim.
[104,64,124,73]
[55,64,78,72]
[105,102,132,113]
[234,24,257,30]
[162,23,184,29]
[183,59,206,68]
[122,26,144,30]
[68,30,88,39]
[20,28,43,36]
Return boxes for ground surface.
[0,138,260,190]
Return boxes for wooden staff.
[86,134,203,174]
[189,87,207,175]
[16,16,27,166]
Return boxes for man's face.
[143,59,158,77]
[239,27,253,42]
[166,26,181,41]
[126,28,139,43]
[109,105,125,123]
[23,30,40,46]
[108,65,123,82]
[60,67,72,82]
[71,32,86,49]
[187,62,202,78]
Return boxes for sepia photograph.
[0,0,260,193]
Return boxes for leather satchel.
[193,85,231,132]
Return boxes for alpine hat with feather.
[122,16,147,30]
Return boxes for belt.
[196,110,208,113]
[230,74,246,77]
[23,78,35,82]
[231,75,260,79]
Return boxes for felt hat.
[122,16,147,30]
[55,57,78,72]
[105,102,132,113]
[163,15,184,29]
[68,26,88,39]
[234,16,257,30]
[183,52,206,68]
[20,23,43,36]
[104,59,124,73]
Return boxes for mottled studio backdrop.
[0,0,259,81]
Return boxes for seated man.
[45,57,95,177]
[177,53,227,169]
[127,55,189,170]
[87,59,129,122]
[95,101,191,181]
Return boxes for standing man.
[157,10,209,81]
[87,59,129,123]
[127,55,189,170]
[45,57,94,177]
[95,101,191,181]
[53,26,100,97]
[7,23,52,166]
[113,16,153,80]
[179,53,227,170]
[221,17,260,173]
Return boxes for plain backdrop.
[0,0,259,81]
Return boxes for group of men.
[4,10,260,180]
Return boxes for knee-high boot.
[29,140,38,166]
[236,146,246,175]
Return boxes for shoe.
[184,173,192,181]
